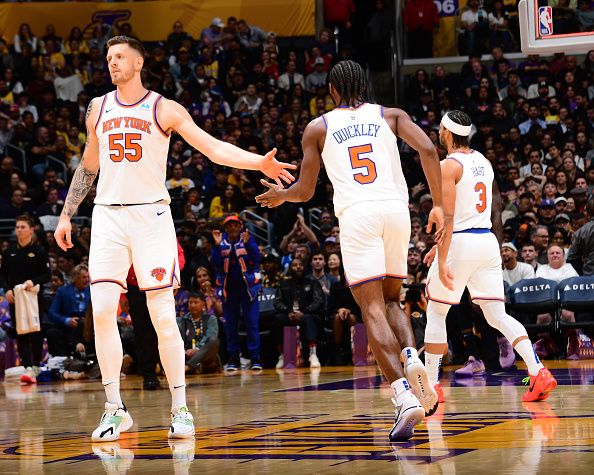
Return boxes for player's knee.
[425,316,447,343]
[90,283,121,325]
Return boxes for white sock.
[391,377,412,405]
[515,339,544,376]
[103,381,123,407]
[401,347,418,362]
[425,352,443,386]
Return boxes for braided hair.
[328,60,368,107]
[446,110,472,148]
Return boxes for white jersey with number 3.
[94,90,171,205]
[447,150,494,232]
[320,103,408,217]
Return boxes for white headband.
[441,113,472,136]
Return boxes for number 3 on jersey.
[109,133,143,162]
[474,182,487,213]
[349,144,377,184]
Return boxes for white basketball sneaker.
[168,406,195,438]
[389,392,425,441]
[405,356,439,416]
[91,402,133,442]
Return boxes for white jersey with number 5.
[320,103,408,217]
[446,150,493,232]
[94,90,171,205]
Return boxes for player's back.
[94,90,171,205]
[321,103,408,217]
[447,150,494,232]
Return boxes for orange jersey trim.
[91,278,128,291]
[348,273,386,288]
[94,94,107,132]
[115,90,152,108]
[471,296,505,302]
[153,94,169,138]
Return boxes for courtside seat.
[558,276,594,329]
[509,278,558,332]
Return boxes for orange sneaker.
[522,368,557,402]
[435,383,445,403]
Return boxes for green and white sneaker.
[91,402,133,442]
[168,406,195,439]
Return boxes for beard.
[111,69,134,85]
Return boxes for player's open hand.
[259,148,297,188]
[438,261,454,291]
[54,215,74,252]
[427,205,446,244]
[423,245,437,266]
[255,179,286,208]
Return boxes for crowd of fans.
[0,6,593,378]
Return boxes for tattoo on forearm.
[85,99,93,121]
[62,165,97,218]
[63,100,97,218]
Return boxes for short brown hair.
[15,214,34,228]
[106,35,146,57]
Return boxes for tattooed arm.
[54,98,101,251]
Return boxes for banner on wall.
[433,0,464,57]
[0,0,315,44]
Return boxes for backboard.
[519,0,594,53]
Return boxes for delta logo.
[151,267,167,282]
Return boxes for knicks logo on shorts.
[150,267,167,282]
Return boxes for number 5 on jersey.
[349,144,377,184]
[109,133,143,162]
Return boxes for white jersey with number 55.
[446,150,494,232]
[320,103,408,217]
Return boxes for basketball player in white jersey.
[54,36,295,442]
[423,110,557,404]
[256,60,454,441]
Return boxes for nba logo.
[538,6,553,36]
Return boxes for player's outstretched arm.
[158,98,296,187]
[55,99,101,251]
[255,118,324,208]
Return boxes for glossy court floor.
[1,360,593,474]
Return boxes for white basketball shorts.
[426,231,505,305]
[338,199,410,287]
[89,203,180,291]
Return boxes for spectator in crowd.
[166,163,196,193]
[305,58,328,93]
[536,244,579,281]
[502,242,535,285]
[308,250,337,300]
[0,215,50,382]
[47,264,90,356]
[209,184,240,219]
[324,0,356,46]
[531,225,550,264]
[211,215,262,371]
[327,266,361,364]
[274,257,324,369]
[177,292,221,373]
[567,200,594,274]
[236,19,266,46]
[460,0,489,55]
[403,0,440,59]
[278,60,305,92]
